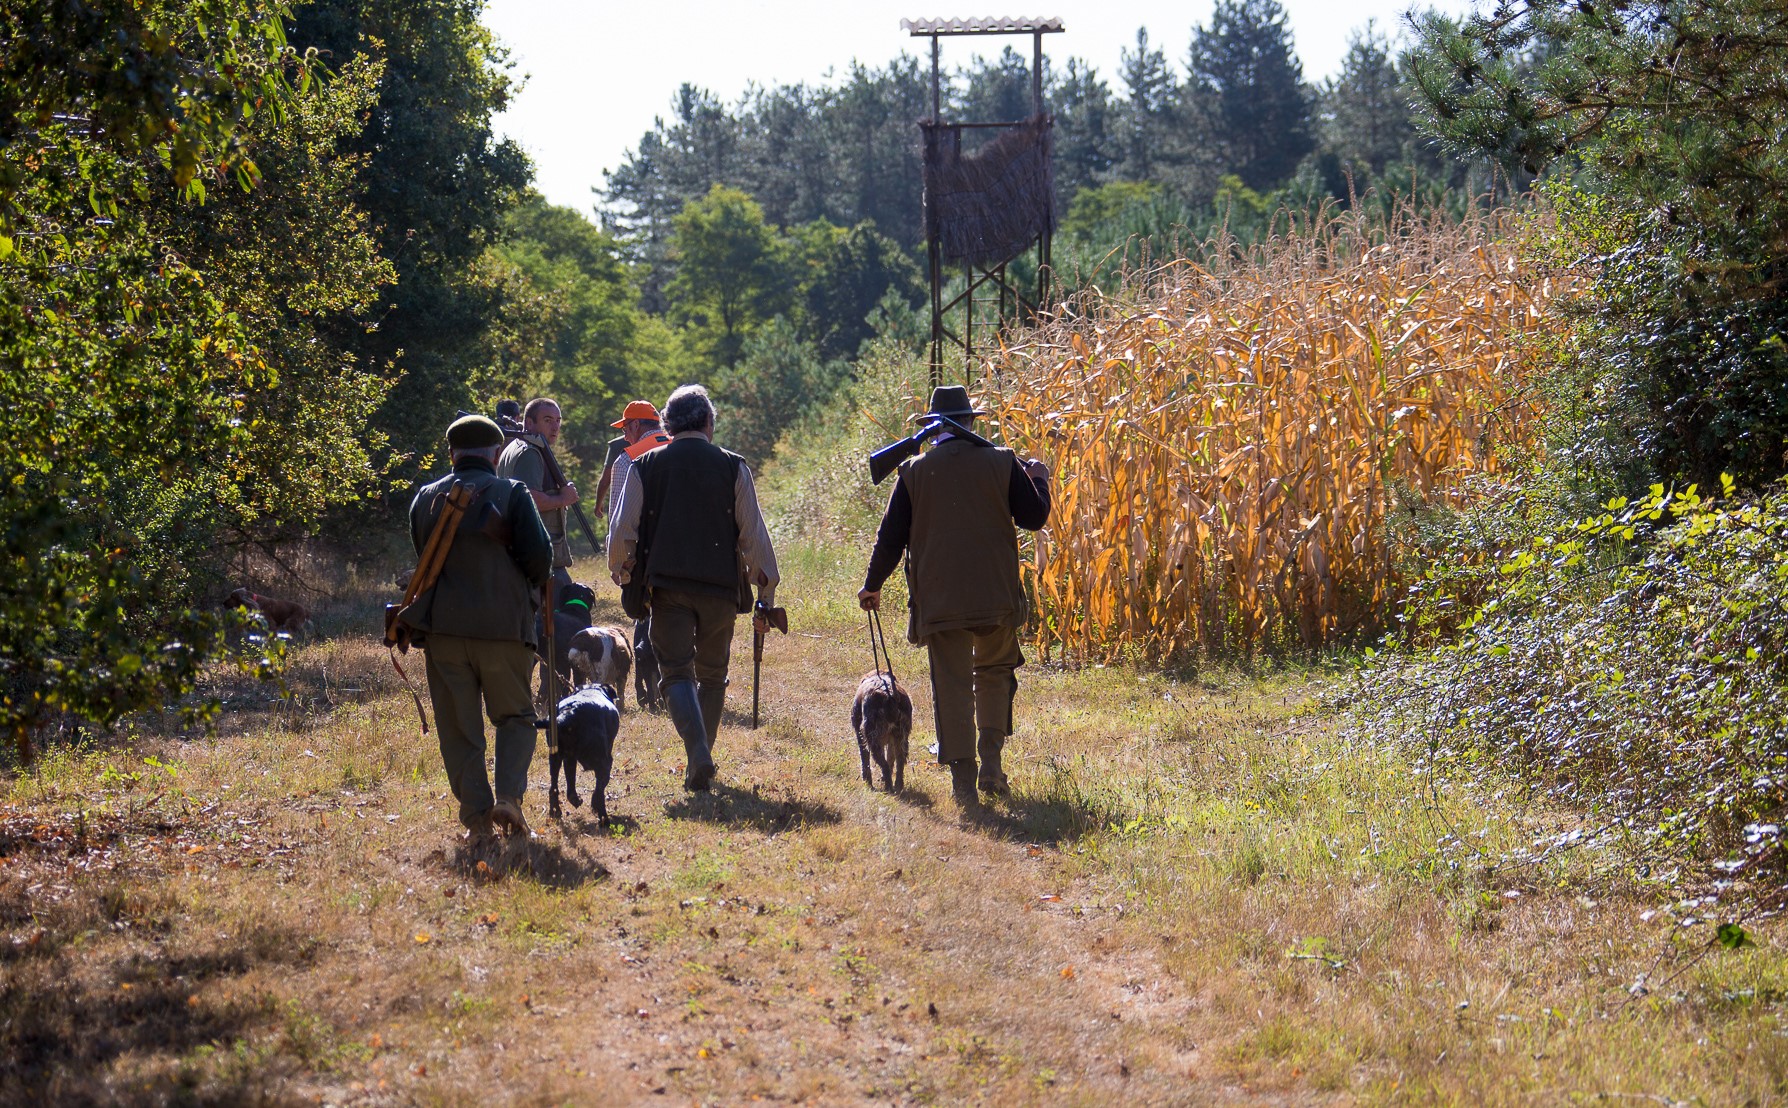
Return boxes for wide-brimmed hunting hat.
[909,384,986,423]
[446,414,505,449]
[612,400,660,428]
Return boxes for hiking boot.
[976,730,1010,797]
[490,797,531,838]
[462,809,496,847]
[948,758,981,809]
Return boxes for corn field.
[985,206,1567,662]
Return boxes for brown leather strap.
[390,647,430,735]
[405,482,478,606]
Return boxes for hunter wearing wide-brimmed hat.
[857,385,1052,810]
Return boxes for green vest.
[634,436,742,600]
[405,459,553,644]
[901,439,1026,642]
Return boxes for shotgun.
[867,415,994,485]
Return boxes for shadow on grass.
[441,835,612,890]
[664,782,843,832]
[0,923,315,1106]
[975,789,1113,847]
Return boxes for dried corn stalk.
[985,207,1566,661]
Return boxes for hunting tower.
[903,16,1062,387]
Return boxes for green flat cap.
[446,414,504,449]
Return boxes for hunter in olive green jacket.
[406,456,553,645]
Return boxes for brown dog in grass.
[228,587,310,634]
[851,672,912,793]
[568,625,633,712]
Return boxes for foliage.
[713,317,847,469]
[1355,477,1788,911]
[1185,0,1316,192]
[486,193,685,476]
[668,185,793,370]
[287,0,531,481]
[0,0,391,757]
[758,340,934,546]
[989,204,1564,662]
[798,222,925,363]
[1406,0,1788,488]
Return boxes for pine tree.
[1115,27,1176,181]
[1185,0,1314,191]
[1320,21,1411,180]
[1054,58,1118,207]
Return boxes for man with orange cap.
[597,400,672,529]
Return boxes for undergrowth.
[1353,476,1788,926]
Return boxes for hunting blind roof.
[901,16,1064,35]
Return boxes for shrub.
[1353,477,1788,911]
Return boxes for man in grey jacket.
[609,385,779,791]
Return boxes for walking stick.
[544,575,562,820]
[750,599,788,729]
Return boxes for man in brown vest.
[405,415,554,841]
[608,384,779,791]
[858,386,1051,809]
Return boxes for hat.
[446,414,505,450]
[910,384,987,423]
[494,399,522,421]
[611,400,660,428]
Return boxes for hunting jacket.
[406,457,552,646]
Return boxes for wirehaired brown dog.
[851,672,912,793]
[568,625,633,712]
[227,587,310,634]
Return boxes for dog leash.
[866,607,896,686]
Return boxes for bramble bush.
[1354,477,1788,914]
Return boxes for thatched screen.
[922,115,1054,268]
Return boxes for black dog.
[631,618,662,711]
[851,672,913,793]
[551,682,619,823]
[536,581,597,698]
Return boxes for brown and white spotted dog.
[567,625,634,712]
[851,672,912,793]
[227,588,311,635]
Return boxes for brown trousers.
[923,623,1022,764]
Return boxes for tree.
[1185,0,1315,191]
[287,0,531,479]
[1408,0,1788,487]
[959,45,1036,124]
[0,0,392,758]
[1320,22,1413,180]
[1053,58,1119,207]
[799,222,925,362]
[668,185,793,370]
[714,317,845,467]
[1114,27,1177,181]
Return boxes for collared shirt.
[609,430,780,603]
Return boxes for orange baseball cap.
[611,400,659,428]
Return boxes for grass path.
[4,551,1785,1105]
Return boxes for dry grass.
[989,206,1569,661]
[2,544,1784,1105]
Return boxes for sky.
[481,1,1477,215]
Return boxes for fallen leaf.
[185,844,205,855]
[443,887,456,899]
[1060,966,1076,980]
[414,932,432,945]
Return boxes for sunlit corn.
[983,205,1567,661]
